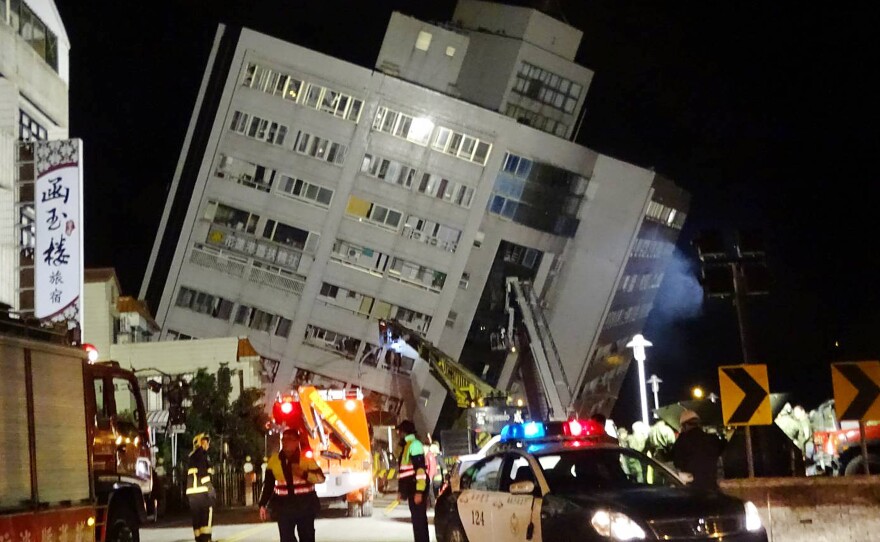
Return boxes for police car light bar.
[500,419,604,443]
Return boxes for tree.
[183,365,268,464]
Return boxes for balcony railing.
[189,245,306,296]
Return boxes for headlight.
[591,509,646,540]
[744,501,763,532]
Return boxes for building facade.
[0,0,70,310]
[141,1,688,422]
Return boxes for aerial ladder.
[376,320,504,430]
[497,277,574,421]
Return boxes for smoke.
[651,249,704,322]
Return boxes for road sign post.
[831,361,880,475]
[719,364,771,478]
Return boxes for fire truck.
[0,318,153,542]
[272,386,374,516]
[810,399,880,475]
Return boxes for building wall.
[452,0,582,61]
[546,155,655,392]
[83,280,117,360]
[0,1,69,310]
[376,12,469,96]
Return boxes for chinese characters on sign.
[34,140,83,322]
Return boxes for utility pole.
[693,229,770,478]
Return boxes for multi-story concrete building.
[141,1,688,426]
[0,0,70,310]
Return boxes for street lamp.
[626,334,653,426]
[646,374,663,417]
[692,386,705,399]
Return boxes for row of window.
[630,237,674,259]
[3,0,59,71]
[317,282,433,333]
[343,196,464,253]
[242,63,364,123]
[504,103,568,138]
[215,153,335,207]
[646,201,685,229]
[229,110,349,165]
[372,106,492,166]
[230,111,288,146]
[512,62,582,114]
[618,272,664,293]
[330,238,447,291]
[175,286,292,337]
[360,153,475,208]
[414,30,457,57]
[604,303,653,328]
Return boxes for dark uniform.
[260,448,325,542]
[397,422,429,542]
[186,434,215,542]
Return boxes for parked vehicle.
[0,317,152,542]
[810,399,880,475]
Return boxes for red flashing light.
[281,401,294,414]
[305,449,314,459]
[82,343,99,363]
[567,419,583,437]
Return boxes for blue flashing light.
[523,421,546,438]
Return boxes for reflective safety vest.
[398,434,427,496]
[266,451,323,497]
[186,448,215,495]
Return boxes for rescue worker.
[186,433,215,542]
[259,429,325,542]
[646,419,676,464]
[396,420,429,542]
[427,441,447,505]
[672,410,726,489]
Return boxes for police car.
[435,419,767,542]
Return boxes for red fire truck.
[0,319,153,541]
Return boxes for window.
[360,153,474,208]
[372,107,434,146]
[415,31,432,51]
[402,215,462,253]
[513,62,583,114]
[275,318,292,338]
[320,283,340,299]
[278,176,333,207]
[6,1,58,71]
[112,377,142,433]
[204,201,260,234]
[304,325,362,357]
[388,257,446,291]
[463,456,504,491]
[345,196,402,230]
[504,103,569,138]
[19,110,48,142]
[215,154,275,193]
[445,311,457,328]
[432,127,492,165]
[445,46,456,57]
[293,131,348,164]
[262,220,311,251]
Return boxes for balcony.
[189,244,306,296]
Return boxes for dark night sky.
[55,1,880,424]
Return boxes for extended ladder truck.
[377,276,575,433]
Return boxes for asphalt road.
[141,496,437,542]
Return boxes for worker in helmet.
[396,420,429,542]
[185,433,215,542]
[259,428,325,542]
[672,410,726,489]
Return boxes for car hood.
[560,487,745,520]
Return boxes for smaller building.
[83,268,268,439]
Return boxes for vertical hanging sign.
[34,139,83,323]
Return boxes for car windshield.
[536,448,682,494]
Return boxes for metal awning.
[146,409,169,428]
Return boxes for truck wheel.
[360,500,373,517]
[106,505,139,542]
[347,501,362,517]
[844,454,880,475]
